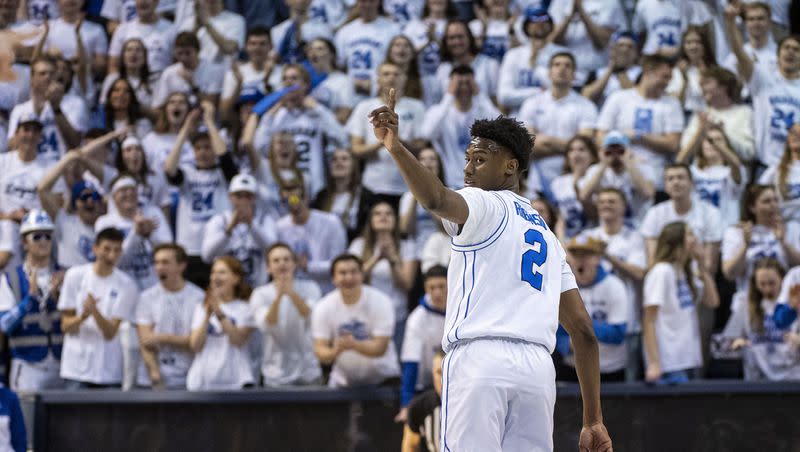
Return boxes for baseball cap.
[229,173,257,194]
[19,209,55,235]
[565,236,605,254]
[603,130,630,149]
[17,112,43,130]
[71,180,101,209]
[524,7,551,24]
[611,30,639,46]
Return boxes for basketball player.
[369,89,612,451]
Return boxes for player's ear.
[505,157,518,176]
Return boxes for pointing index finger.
[388,88,396,112]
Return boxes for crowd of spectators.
[0,0,798,448]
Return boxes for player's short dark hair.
[549,51,576,69]
[153,243,188,263]
[95,227,124,245]
[450,64,474,77]
[424,265,448,281]
[310,37,337,60]
[247,26,270,41]
[665,163,693,181]
[266,242,296,260]
[641,54,674,73]
[330,253,363,276]
[175,32,200,51]
[470,116,534,172]
[743,1,771,17]
[778,35,800,53]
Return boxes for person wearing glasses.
[0,210,66,391]
[577,131,657,226]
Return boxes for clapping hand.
[82,293,98,316]
[134,212,157,237]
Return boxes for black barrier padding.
[29,382,800,452]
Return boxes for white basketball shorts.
[440,338,556,452]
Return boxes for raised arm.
[370,89,469,225]
[722,1,754,82]
[164,109,200,177]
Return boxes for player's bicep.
[434,189,469,229]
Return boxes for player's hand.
[50,270,65,294]
[579,422,612,452]
[731,338,750,350]
[83,294,98,315]
[141,333,161,350]
[369,88,399,152]
[336,333,356,350]
[394,407,408,423]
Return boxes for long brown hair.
[269,132,304,188]
[696,125,735,170]
[205,256,253,303]
[313,149,362,221]
[680,26,717,68]
[740,184,774,223]
[777,123,800,198]
[562,135,598,175]
[359,202,401,280]
[385,35,423,100]
[746,258,785,334]
[153,92,190,134]
[653,221,696,300]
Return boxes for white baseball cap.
[229,173,257,194]
[19,209,55,235]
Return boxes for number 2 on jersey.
[521,229,547,290]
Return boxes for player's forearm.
[605,254,646,281]
[159,334,192,350]
[92,312,120,340]
[571,326,603,426]
[140,344,162,384]
[386,139,454,218]
[314,343,339,364]
[351,338,389,357]
[638,133,679,155]
[642,308,660,366]
[60,312,87,335]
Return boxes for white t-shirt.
[690,164,745,228]
[666,65,705,113]
[270,19,333,53]
[548,0,624,77]
[384,0,424,24]
[421,231,450,273]
[588,66,642,107]
[399,191,438,259]
[220,62,271,104]
[748,65,800,166]
[519,90,598,183]
[201,211,277,287]
[576,162,658,226]
[346,96,426,195]
[27,0,58,25]
[596,88,685,188]
[551,173,590,238]
[143,131,195,170]
[94,206,173,290]
[43,17,108,61]
[0,65,30,151]
[722,40,778,97]
[311,71,357,111]
[108,18,177,74]
[311,285,400,387]
[334,17,401,84]
[100,0,136,22]
[564,271,628,373]
[349,237,415,321]
[760,162,800,223]
[579,225,646,331]
[8,100,87,165]
[151,61,225,108]
[309,0,350,27]
[275,210,348,294]
[643,262,704,373]
[254,105,349,197]
[680,105,755,162]
[721,222,800,293]
[0,152,48,213]
[249,279,323,385]
[186,300,256,390]
[0,220,20,274]
[58,264,138,384]
[632,0,686,55]
[179,11,246,65]
[400,298,446,391]
[440,189,578,353]
[134,281,204,388]
[435,54,499,103]
[639,198,724,245]
[419,94,501,188]
[55,211,96,269]
[468,18,511,62]
[497,42,566,114]
[172,165,231,256]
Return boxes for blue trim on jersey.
[442,347,454,452]
[455,252,477,340]
[451,192,509,252]
[446,253,469,343]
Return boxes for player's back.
[441,188,575,354]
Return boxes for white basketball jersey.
[441,188,577,353]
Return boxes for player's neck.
[26,255,50,270]
[455,95,472,111]
[750,32,769,49]
[17,146,36,162]
[62,11,80,23]
[340,286,361,305]
[291,207,310,224]
[636,83,661,100]
[139,12,158,23]
[550,84,570,100]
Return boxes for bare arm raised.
[369,89,469,226]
